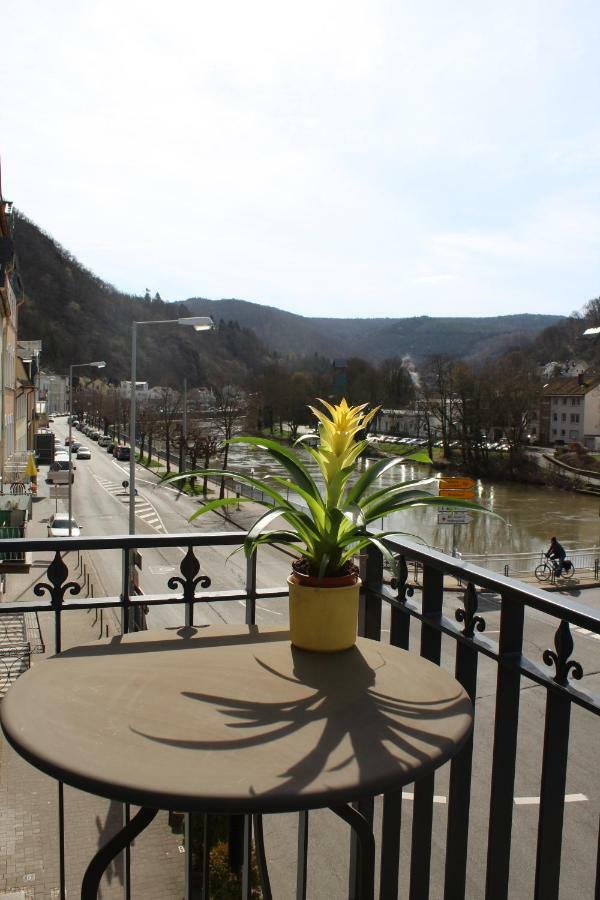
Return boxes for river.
[225,444,600,560]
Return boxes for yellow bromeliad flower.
[309,399,380,505]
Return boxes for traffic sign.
[437,510,472,525]
[439,477,476,500]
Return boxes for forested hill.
[182,297,562,362]
[13,212,268,385]
[13,210,565,385]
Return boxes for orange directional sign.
[439,478,476,490]
[439,477,476,501]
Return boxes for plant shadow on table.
[131,644,469,802]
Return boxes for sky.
[1,1,600,319]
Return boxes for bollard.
[99,609,103,638]
[504,564,509,577]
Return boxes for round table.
[1,625,473,897]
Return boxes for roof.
[542,375,600,396]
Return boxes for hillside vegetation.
[14,212,267,385]
[183,297,562,363]
[14,210,565,386]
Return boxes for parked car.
[107,442,116,454]
[47,461,75,484]
[115,446,131,461]
[76,446,92,460]
[47,514,81,538]
[98,435,111,447]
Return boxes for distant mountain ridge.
[12,210,564,383]
[181,297,563,362]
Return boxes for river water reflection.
[227,445,600,559]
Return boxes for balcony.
[0,530,597,899]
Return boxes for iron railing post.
[485,591,524,900]
[409,564,443,900]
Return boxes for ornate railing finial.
[456,582,486,637]
[34,551,81,609]
[543,620,584,685]
[168,546,211,604]
[390,555,414,603]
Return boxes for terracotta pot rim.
[288,571,360,589]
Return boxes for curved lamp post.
[68,361,106,535]
[128,316,214,535]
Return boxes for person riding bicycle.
[545,537,567,578]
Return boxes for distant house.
[540,374,600,447]
[120,381,149,399]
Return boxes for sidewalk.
[0,486,185,900]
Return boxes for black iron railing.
[0,531,598,900]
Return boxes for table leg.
[81,806,158,900]
[252,813,273,900]
[330,804,375,900]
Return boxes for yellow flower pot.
[287,575,361,652]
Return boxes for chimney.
[577,373,584,386]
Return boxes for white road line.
[237,600,283,615]
[403,793,447,804]
[514,794,588,806]
[574,627,600,640]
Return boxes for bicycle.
[534,557,575,582]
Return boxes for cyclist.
[545,537,567,578]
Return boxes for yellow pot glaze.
[287,576,360,652]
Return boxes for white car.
[76,446,92,460]
[47,514,81,537]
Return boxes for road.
[54,420,290,631]
[45,420,600,897]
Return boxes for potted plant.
[167,399,484,652]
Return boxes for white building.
[541,374,600,447]
[120,381,149,399]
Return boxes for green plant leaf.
[345,456,419,506]
[228,436,320,499]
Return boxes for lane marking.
[237,600,283,615]
[514,794,588,806]
[403,793,446,804]
[574,627,600,641]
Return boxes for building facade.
[540,374,600,447]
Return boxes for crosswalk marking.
[92,475,166,533]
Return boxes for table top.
[1,625,473,814]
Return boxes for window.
[561,413,566,422]
[553,413,558,422]
[561,429,566,436]
[552,428,557,435]
[570,430,578,439]
[563,398,567,405]
[571,414,579,423]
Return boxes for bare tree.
[421,355,459,457]
[155,387,181,474]
[213,386,246,498]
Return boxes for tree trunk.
[219,444,230,499]
[165,428,171,474]
[203,447,210,497]
[147,433,153,467]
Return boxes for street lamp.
[68,361,106,535]
[129,316,214,534]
